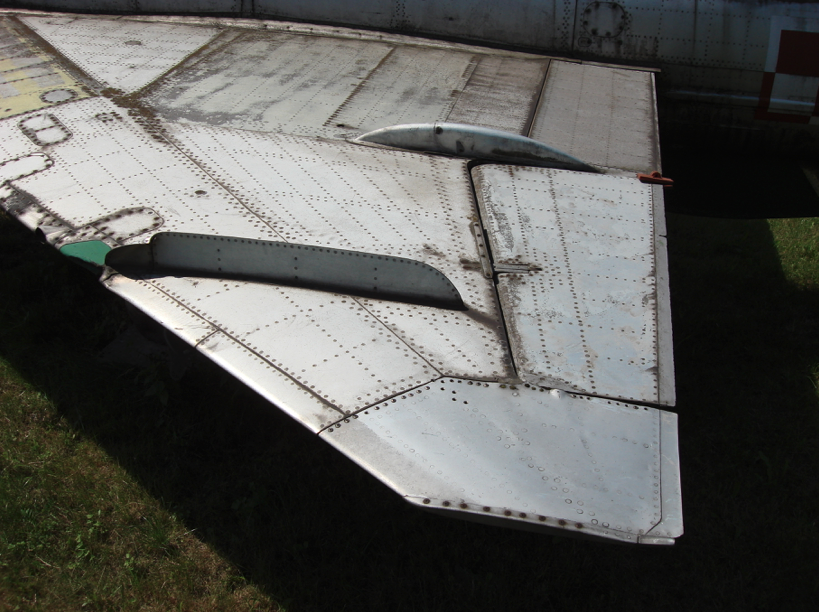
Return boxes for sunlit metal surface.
[357,122,596,171]
[0,17,91,120]
[322,378,681,544]
[125,275,442,419]
[473,165,674,406]
[529,61,660,173]
[21,14,220,94]
[158,124,512,381]
[0,153,52,199]
[0,9,682,543]
[10,1,819,148]
[142,32,552,140]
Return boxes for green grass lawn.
[2,196,818,609]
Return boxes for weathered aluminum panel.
[473,165,671,406]
[646,408,683,543]
[573,0,772,71]
[323,45,476,132]
[103,275,346,432]
[254,0,577,53]
[6,1,818,74]
[0,10,681,542]
[3,99,511,392]
[322,378,682,544]
[146,32,394,138]
[103,273,219,347]
[129,275,440,417]
[0,113,41,165]
[7,97,271,240]
[445,55,549,134]
[652,184,676,407]
[21,14,220,93]
[528,61,659,173]
[164,122,513,381]
[0,153,52,199]
[4,1,579,54]
[0,17,91,120]
[1,96,512,384]
[51,207,162,246]
[195,331,344,432]
[151,39,478,135]
[147,33,547,139]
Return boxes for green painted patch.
[59,241,112,267]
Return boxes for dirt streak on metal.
[8,15,98,98]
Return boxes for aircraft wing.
[0,10,682,544]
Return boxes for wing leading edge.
[0,10,681,544]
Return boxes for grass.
[0,216,273,610]
[2,172,819,610]
[771,218,819,288]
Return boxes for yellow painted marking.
[0,18,91,119]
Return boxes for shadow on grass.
[1,207,817,610]
[662,147,819,219]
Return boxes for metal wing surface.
[0,11,681,544]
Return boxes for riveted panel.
[0,11,682,543]
[46,206,163,248]
[21,14,220,93]
[0,17,90,120]
[147,30,552,139]
[327,46,477,132]
[473,164,672,405]
[0,152,52,200]
[575,0,771,71]
[196,330,345,432]
[529,61,659,173]
[322,378,682,544]
[104,273,218,347]
[253,0,577,53]
[9,97,275,242]
[146,32,394,138]
[141,275,439,415]
[165,123,513,380]
[104,275,351,431]
[445,55,549,134]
